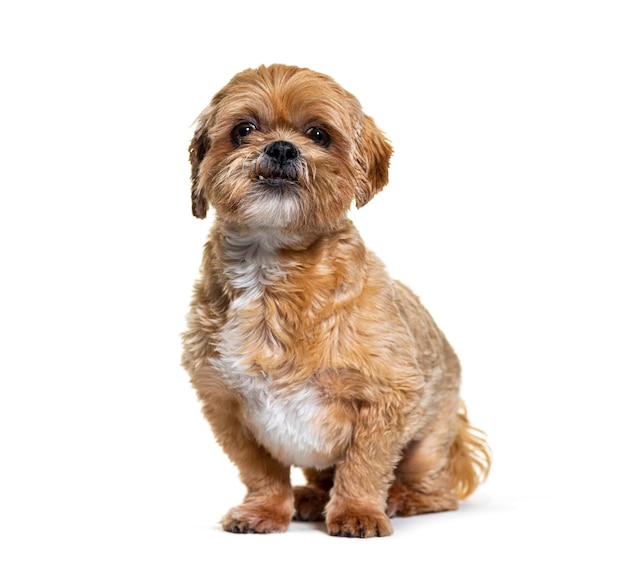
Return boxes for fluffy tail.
[449,402,492,499]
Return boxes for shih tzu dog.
[182,64,490,538]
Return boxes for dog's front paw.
[221,500,292,534]
[326,501,393,538]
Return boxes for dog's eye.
[305,126,330,148]
[231,122,257,145]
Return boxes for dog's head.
[189,64,392,232]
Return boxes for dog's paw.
[326,504,393,538]
[221,502,292,534]
[293,486,329,521]
[386,483,458,517]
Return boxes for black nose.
[264,140,299,165]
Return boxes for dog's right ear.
[189,118,210,219]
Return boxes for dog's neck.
[212,217,365,304]
[220,222,305,253]
[217,218,352,254]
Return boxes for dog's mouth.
[257,173,299,187]
[254,163,301,190]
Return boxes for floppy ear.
[353,114,393,208]
[189,118,210,219]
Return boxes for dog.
[181,64,491,537]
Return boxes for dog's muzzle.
[256,141,301,186]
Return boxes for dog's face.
[189,64,392,233]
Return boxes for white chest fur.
[230,373,339,468]
[212,229,343,468]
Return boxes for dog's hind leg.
[386,413,459,517]
[293,467,334,521]
[387,402,490,517]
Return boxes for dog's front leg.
[325,406,402,538]
[194,375,294,533]
[220,446,293,534]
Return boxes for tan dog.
[182,64,490,538]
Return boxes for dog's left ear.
[354,114,393,208]
[189,117,210,219]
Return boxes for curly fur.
[182,64,490,537]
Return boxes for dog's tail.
[449,402,491,499]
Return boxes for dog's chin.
[235,181,304,230]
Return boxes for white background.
[1,1,624,570]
